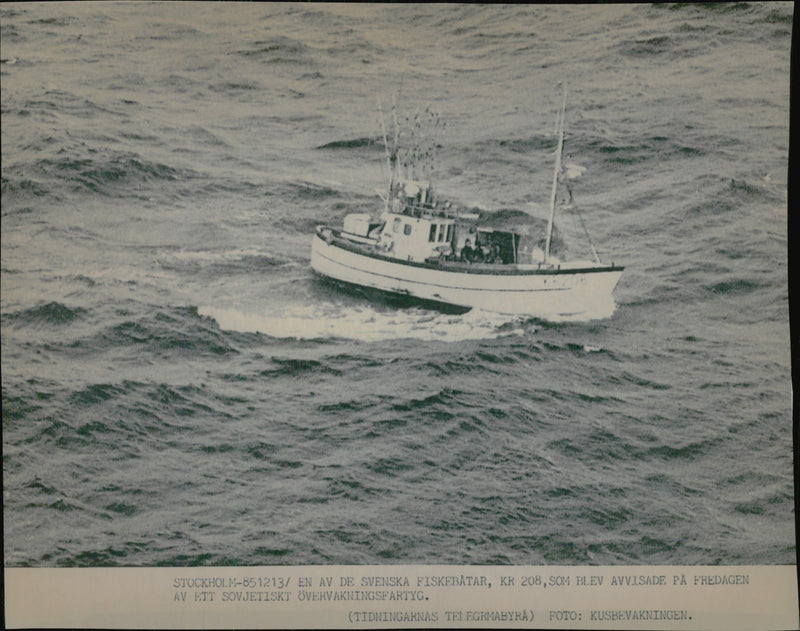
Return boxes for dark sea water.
[2,2,794,567]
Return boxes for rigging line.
[571,201,601,264]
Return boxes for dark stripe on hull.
[311,270,472,314]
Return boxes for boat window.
[446,224,453,242]
[393,217,401,233]
[429,224,437,242]
[404,224,412,236]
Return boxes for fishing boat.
[310,86,624,319]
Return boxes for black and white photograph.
[2,2,796,627]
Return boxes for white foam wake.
[198,304,527,343]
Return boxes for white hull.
[311,232,623,319]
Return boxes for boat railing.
[392,202,454,221]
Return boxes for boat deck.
[318,227,622,277]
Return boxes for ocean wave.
[21,90,128,120]
[236,36,310,64]
[317,394,390,414]
[2,394,43,424]
[55,307,242,358]
[291,181,345,199]
[323,36,383,59]
[1,177,48,197]
[157,249,286,275]
[316,136,381,150]
[4,152,190,199]
[390,387,463,413]
[757,6,793,24]
[366,456,415,477]
[113,324,235,356]
[424,356,501,376]
[704,278,765,295]
[69,384,126,407]
[684,177,781,218]
[487,134,555,153]
[27,16,73,27]
[647,438,721,461]
[61,380,239,435]
[585,136,706,166]
[208,80,262,94]
[324,475,385,500]
[260,358,342,378]
[183,125,230,148]
[5,301,86,326]
[44,154,181,191]
[620,35,677,57]
[670,2,755,15]
[0,21,23,42]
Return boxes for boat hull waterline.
[311,230,624,319]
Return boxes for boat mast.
[377,97,393,212]
[544,84,568,265]
[391,94,402,182]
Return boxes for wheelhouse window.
[437,224,446,242]
[429,224,437,242]
[404,224,412,236]
[445,224,453,242]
